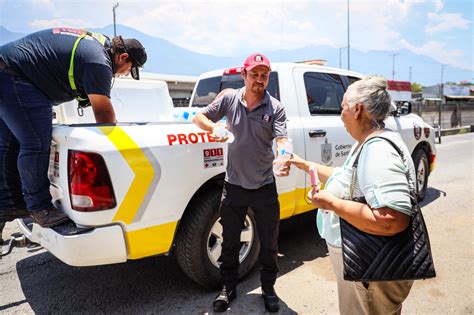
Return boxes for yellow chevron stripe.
[99,126,154,224]
[126,222,178,259]
[279,188,317,219]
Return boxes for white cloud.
[29,18,99,30]
[434,0,444,12]
[426,12,470,34]
[30,0,55,7]
[25,0,57,18]
[121,0,423,56]
[123,1,326,55]
[400,39,471,70]
[5,0,471,71]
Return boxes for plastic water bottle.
[213,125,235,143]
[173,109,197,122]
[309,165,321,192]
[273,139,293,175]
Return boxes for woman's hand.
[289,153,309,172]
[307,189,337,210]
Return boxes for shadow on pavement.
[420,187,447,207]
[14,211,325,313]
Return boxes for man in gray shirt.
[193,53,290,313]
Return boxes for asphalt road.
[1,133,473,314]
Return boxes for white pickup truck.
[16,63,437,288]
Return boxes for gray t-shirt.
[201,87,288,189]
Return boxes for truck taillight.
[68,150,116,212]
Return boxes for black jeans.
[219,181,280,290]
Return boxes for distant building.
[387,80,412,102]
[422,84,474,103]
[129,72,198,107]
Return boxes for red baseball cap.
[243,53,271,71]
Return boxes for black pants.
[219,181,280,290]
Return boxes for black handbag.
[340,136,436,282]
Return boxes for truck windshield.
[191,72,280,107]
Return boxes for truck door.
[292,68,354,211]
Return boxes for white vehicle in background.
[12,64,436,288]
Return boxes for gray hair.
[345,75,392,129]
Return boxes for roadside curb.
[441,125,472,136]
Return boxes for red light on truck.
[429,153,436,172]
[223,67,243,75]
[424,127,430,138]
[68,150,116,212]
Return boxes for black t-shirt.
[0,28,112,105]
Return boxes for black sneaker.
[0,222,5,244]
[262,287,280,313]
[31,207,69,228]
[213,286,237,313]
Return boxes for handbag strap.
[349,136,419,211]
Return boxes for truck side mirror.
[396,102,412,116]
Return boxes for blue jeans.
[0,71,54,213]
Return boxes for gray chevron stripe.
[133,147,161,222]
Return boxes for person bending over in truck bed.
[193,53,291,313]
[0,28,147,229]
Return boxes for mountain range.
[1,24,472,86]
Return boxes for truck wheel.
[175,189,260,288]
[412,149,429,201]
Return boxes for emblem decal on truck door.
[321,138,333,165]
[413,123,422,140]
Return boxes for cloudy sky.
[1,0,472,72]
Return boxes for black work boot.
[0,208,30,223]
[262,287,280,313]
[30,207,69,228]
[213,286,237,312]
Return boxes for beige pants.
[327,244,414,315]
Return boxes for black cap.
[122,38,147,80]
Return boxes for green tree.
[411,82,422,93]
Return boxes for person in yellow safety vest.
[0,28,147,230]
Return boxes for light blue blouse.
[317,131,416,247]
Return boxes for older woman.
[291,75,415,314]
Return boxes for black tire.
[412,149,429,201]
[175,188,260,288]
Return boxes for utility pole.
[438,64,445,132]
[440,64,445,98]
[113,2,119,37]
[339,47,347,69]
[409,66,412,82]
[347,0,350,70]
[390,53,399,80]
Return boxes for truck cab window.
[191,76,221,107]
[304,72,345,115]
[347,76,360,86]
[192,72,280,107]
